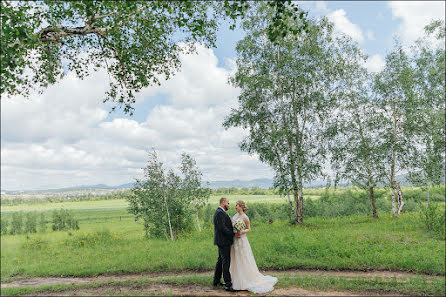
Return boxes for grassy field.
[1,193,444,296]
[1,207,444,280]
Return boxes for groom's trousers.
[214,245,232,287]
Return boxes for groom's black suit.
[213,207,234,288]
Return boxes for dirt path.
[1,268,437,289]
[24,283,404,296]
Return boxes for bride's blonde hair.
[236,200,248,212]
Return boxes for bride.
[230,200,278,294]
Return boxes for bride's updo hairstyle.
[236,200,248,212]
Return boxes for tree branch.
[39,24,108,43]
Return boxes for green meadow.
[1,199,445,277]
[1,190,445,296]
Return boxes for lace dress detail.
[230,213,278,294]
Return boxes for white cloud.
[1,44,272,191]
[327,9,365,43]
[139,44,239,107]
[388,1,446,45]
[314,1,329,13]
[364,54,386,73]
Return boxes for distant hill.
[3,172,430,194]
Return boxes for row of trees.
[224,3,445,223]
[1,190,133,206]
[0,209,79,235]
[128,152,210,239]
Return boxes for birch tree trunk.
[296,177,304,224]
[391,107,398,217]
[163,189,175,241]
[195,209,202,232]
[369,185,378,218]
[426,183,430,208]
[396,181,405,214]
[286,191,297,222]
[391,187,397,217]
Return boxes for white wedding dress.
[230,213,278,294]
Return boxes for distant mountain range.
[3,178,325,194]
[2,173,429,195]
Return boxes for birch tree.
[328,49,387,218]
[374,43,416,217]
[406,20,445,206]
[180,153,210,232]
[1,0,306,114]
[129,150,174,240]
[224,4,344,223]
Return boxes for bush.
[64,229,120,247]
[38,212,47,233]
[420,203,445,239]
[10,211,24,235]
[52,209,79,231]
[1,217,9,235]
[22,237,48,249]
[24,212,38,234]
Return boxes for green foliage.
[10,211,24,235]
[224,4,350,223]
[51,209,80,231]
[1,211,444,278]
[22,237,48,250]
[406,20,445,192]
[64,230,120,248]
[38,212,47,233]
[128,151,207,239]
[24,212,38,234]
[420,203,445,239]
[1,190,134,206]
[1,216,9,235]
[1,1,308,114]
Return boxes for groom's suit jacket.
[213,207,234,247]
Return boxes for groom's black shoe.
[213,282,225,287]
[224,286,235,292]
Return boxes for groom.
[213,197,238,292]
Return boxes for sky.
[1,1,445,191]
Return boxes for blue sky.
[1,1,444,191]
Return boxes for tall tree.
[406,20,445,206]
[374,43,416,217]
[328,50,387,218]
[129,150,174,239]
[1,0,307,114]
[224,4,344,223]
[180,153,210,232]
[129,150,208,239]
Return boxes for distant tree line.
[1,209,79,236]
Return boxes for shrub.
[64,229,120,247]
[38,212,47,233]
[420,203,445,239]
[52,209,80,231]
[1,217,9,235]
[22,237,48,249]
[10,211,24,235]
[24,212,38,234]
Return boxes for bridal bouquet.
[233,219,246,232]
